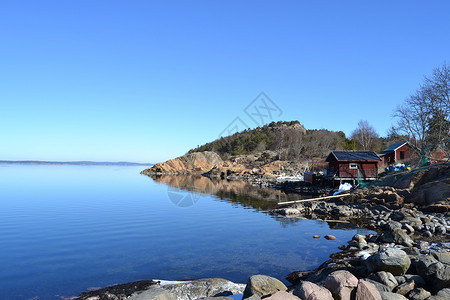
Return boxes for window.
[349,163,358,169]
[400,151,405,160]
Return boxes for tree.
[350,120,379,150]
[393,63,450,154]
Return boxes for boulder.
[264,291,300,300]
[162,278,245,300]
[406,288,431,300]
[431,251,450,264]
[433,264,450,292]
[365,248,411,276]
[379,291,408,300]
[129,287,177,300]
[435,288,450,299]
[355,280,382,300]
[367,271,398,291]
[323,270,358,300]
[410,255,439,282]
[293,281,333,300]
[379,228,413,247]
[393,280,415,295]
[363,279,391,293]
[243,275,287,299]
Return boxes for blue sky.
[1,1,449,163]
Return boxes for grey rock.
[129,286,177,300]
[379,228,413,247]
[436,288,450,299]
[404,275,426,287]
[363,279,391,293]
[423,230,433,237]
[407,288,432,300]
[386,221,403,231]
[365,248,411,276]
[434,264,450,292]
[431,250,450,264]
[161,278,245,300]
[367,271,398,291]
[243,275,286,299]
[393,280,415,295]
[379,291,408,300]
[395,276,406,285]
[411,255,439,281]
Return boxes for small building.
[325,151,381,184]
[379,141,416,167]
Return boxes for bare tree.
[393,63,450,154]
[350,120,379,150]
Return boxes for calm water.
[0,165,366,300]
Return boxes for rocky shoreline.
[76,164,449,300]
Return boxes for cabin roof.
[382,141,408,153]
[326,151,382,162]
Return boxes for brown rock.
[323,270,358,300]
[325,235,336,240]
[313,235,320,239]
[293,281,333,300]
[141,151,222,175]
[264,291,300,300]
[355,280,382,300]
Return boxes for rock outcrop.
[141,151,223,175]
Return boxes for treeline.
[190,121,360,160]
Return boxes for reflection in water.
[148,174,298,210]
[147,175,366,230]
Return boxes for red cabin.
[325,151,381,184]
[379,141,416,167]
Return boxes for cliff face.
[141,151,223,175]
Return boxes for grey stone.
[407,288,432,300]
[395,276,406,285]
[363,279,391,293]
[436,288,450,299]
[243,275,286,299]
[129,286,177,300]
[160,278,245,300]
[431,251,450,264]
[379,291,408,300]
[379,228,413,247]
[393,280,415,295]
[404,275,426,288]
[365,248,411,276]
[434,264,450,292]
[367,271,398,291]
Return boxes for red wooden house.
[325,151,381,184]
[379,141,416,167]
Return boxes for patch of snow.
[153,279,191,285]
[358,251,371,260]
[333,183,352,195]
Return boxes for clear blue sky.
[1,1,449,163]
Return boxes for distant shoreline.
[0,160,153,166]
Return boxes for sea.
[0,165,368,300]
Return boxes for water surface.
[0,165,367,300]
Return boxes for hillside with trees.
[189,121,354,161]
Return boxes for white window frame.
[349,163,358,169]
